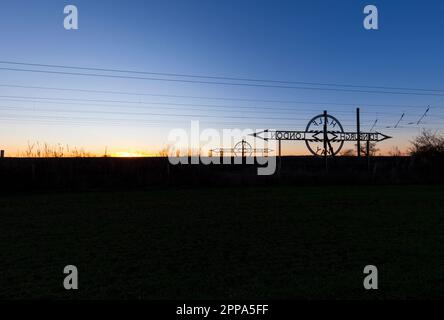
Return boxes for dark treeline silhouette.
[410,129,444,157]
[0,155,443,193]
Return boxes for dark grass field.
[1,185,444,299]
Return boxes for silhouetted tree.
[410,130,444,157]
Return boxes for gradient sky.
[1,0,444,156]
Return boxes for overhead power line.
[0,83,440,110]
[2,66,444,97]
[408,107,430,125]
[0,113,368,127]
[0,105,352,122]
[386,113,405,129]
[3,104,441,127]
[1,60,444,93]
[0,95,439,119]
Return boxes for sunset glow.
[111,151,154,158]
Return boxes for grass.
[1,185,443,299]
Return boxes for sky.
[0,0,444,156]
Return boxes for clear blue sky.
[0,0,443,155]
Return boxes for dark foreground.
[1,185,444,299]
[1,156,443,192]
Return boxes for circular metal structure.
[233,140,253,157]
[305,114,345,156]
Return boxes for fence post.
[0,150,4,158]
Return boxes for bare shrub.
[409,130,444,157]
[20,141,95,158]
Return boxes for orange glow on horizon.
[111,151,156,158]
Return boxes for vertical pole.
[278,139,282,175]
[366,138,370,171]
[357,107,361,157]
[242,139,246,165]
[0,150,4,158]
[323,110,328,172]
[366,139,370,157]
[242,139,245,158]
